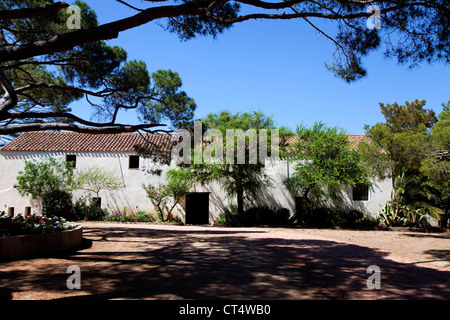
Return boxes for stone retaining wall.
[0,225,83,261]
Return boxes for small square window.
[66,154,76,168]
[129,155,140,169]
[25,207,31,216]
[353,185,369,201]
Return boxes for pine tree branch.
[0,68,18,113]
[0,121,163,135]
[0,1,70,21]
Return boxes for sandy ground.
[1,222,449,300]
[277,227,450,271]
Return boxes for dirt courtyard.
[1,222,449,300]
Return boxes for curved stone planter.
[0,225,83,261]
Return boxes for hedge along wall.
[0,225,83,261]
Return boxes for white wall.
[252,158,394,218]
[0,151,175,216]
[0,151,37,215]
[0,151,394,222]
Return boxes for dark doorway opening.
[185,192,210,225]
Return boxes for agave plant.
[378,202,407,227]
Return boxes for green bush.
[236,206,291,226]
[293,198,335,227]
[136,211,156,222]
[103,210,160,222]
[357,217,381,229]
[16,157,74,200]
[302,206,337,228]
[334,209,364,228]
[275,208,291,224]
[42,190,75,221]
[104,211,137,222]
[73,198,107,221]
[294,200,377,229]
[214,212,227,225]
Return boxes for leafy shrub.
[275,208,291,224]
[214,212,227,225]
[73,198,107,221]
[42,190,75,221]
[136,211,156,222]
[102,210,164,223]
[143,170,194,222]
[301,206,337,228]
[236,206,291,226]
[16,157,74,199]
[294,201,377,229]
[357,217,381,229]
[143,184,170,221]
[334,210,364,228]
[104,211,138,222]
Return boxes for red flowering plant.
[142,183,171,221]
[143,181,193,222]
[142,169,195,222]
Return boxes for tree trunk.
[303,186,311,203]
[236,178,244,217]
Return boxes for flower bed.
[103,210,182,223]
[0,214,82,261]
[0,214,76,237]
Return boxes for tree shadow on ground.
[1,225,449,300]
[402,233,450,240]
[421,249,450,266]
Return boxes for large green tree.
[359,100,438,179]
[420,103,450,226]
[174,110,289,216]
[285,122,370,205]
[1,0,449,139]
[360,100,448,225]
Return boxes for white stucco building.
[0,132,393,224]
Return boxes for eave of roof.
[0,131,173,153]
[1,131,376,154]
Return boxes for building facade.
[0,132,393,224]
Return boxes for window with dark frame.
[66,154,77,168]
[129,155,140,169]
[352,184,369,201]
[25,207,31,216]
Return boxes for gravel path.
[1,222,449,300]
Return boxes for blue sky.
[72,1,450,134]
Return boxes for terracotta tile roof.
[286,134,371,149]
[346,134,373,149]
[1,131,377,155]
[0,131,173,153]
